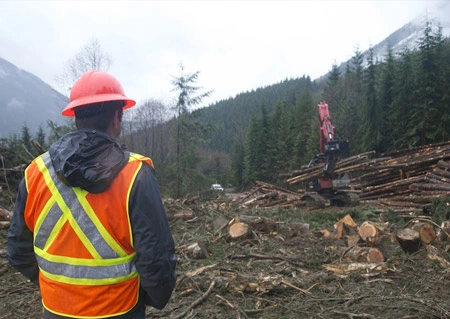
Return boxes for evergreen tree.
[267,101,296,181]
[341,48,365,154]
[359,47,379,152]
[47,120,74,144]
[20,124,34,160]
[243,114,261,185]
[230,140,245,188]
[322,62,342,108]
[266,101,285,182]
[378,48,397,150]
[171,64,213,197]
[243,105,270,185]
[391,48,417,149]
[35,125,47,153]
[411,19,443,145]
[276,104,296,174]
[293,89,315,166]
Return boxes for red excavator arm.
[308,101,345,176]
[318,101,335,154]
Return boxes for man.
[7,70,177,318]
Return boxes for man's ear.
[113,109,121,128]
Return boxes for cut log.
[437,160,450,170]
[334,214,357,228]
[395,228,421,253]
[331,214,357,239]
[432,167,450,178]
[358,221,381,242]
[229,222,250,240]
[411,221,436,245]
[409,182,450,192]
[369,234,401,259]
[343,246,385,263]
[323,262,388,275]
[169,210,196,220]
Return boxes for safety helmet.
[62,70,136,116]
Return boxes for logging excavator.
[301,101,360,207]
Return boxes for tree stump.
[358,221,381,243]
[278,222,310,238]
[396,228,421,253]
[411,221,436,244]
[186,242,209,259]
[229,222,250,240]
[331,214,357,239]
[344,246,385,263]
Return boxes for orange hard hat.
[62,70,136,117]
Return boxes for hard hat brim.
[62,94,136,117]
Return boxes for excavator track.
[300,191,360,208]
[331,191,360,207]
[300,192,327,208]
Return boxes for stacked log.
[358,142,450,209]
[283,140,450,211]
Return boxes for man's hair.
[74,101,124,132]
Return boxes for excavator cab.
[308,140,349,177]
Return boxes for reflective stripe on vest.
[32,152,141,285]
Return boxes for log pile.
[283,141,450,211]
[355,141,450,210]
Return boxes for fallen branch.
[173,279,216,319]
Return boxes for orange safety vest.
[24,152,154,318]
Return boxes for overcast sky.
[0,0,447,107]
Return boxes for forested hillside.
[197,75,320,154]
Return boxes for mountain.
[0,57,67,139]
[370,9,450,63]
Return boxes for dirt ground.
[1,192,450,319]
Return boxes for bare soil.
[1,193,450,319]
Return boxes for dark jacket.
[7,129,177,317]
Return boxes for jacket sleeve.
[6,179,40,285]
[128,163,177,310]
